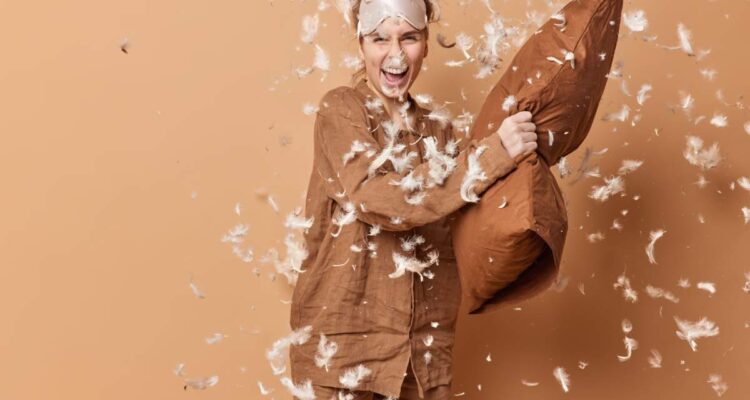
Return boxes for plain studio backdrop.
[1,0,749,399]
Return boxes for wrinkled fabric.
[289,78,519,398]
[302,360,451,400]
[451,0,624,314]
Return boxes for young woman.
[289,1,538,399]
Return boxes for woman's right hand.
[496,111,538,160]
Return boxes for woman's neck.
[365,79,410,125]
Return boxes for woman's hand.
[496,111,538,160]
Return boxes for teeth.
[382,67,407,74]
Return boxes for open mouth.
[381,67,409,87]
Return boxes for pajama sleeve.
[313,87,519,232]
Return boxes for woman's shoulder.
[317,85,367,120]
[319,85,362,107]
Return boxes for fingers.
[516,122,536,133]
[510,110,533,122]
[520,131,538,142]
[523,141,538,155]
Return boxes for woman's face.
[358,17,428,101]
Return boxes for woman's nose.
[388,40,403,56]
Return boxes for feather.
[622,319,633,334]
[456,33,474,59]
[602,104,631,122]
[342,140,372,165]
[700,68,718,81]
[405,191,427,205]
[339,364,372,389]
[183,375,219,390]
[683,135,721,171]
[413,93,434,107]
[173,362,186,377]
[618,160,644,175]
[266,326,313,377]
[334,0,353,27]
[696,281,716,295]
[300,14,319,44]
[588,175,625,202]
[676,23,695,56]
[423,351,433,365]
[284,211,314,232]
[460,145,489,202]
[707,374,729,397]
[205,332,228,345]
[710,113,728,128]
[557,157,570,178]
[257,380,274,395]
[189,275,206,299]
[636,84,652,106]
[314,333,338,372]
[501,95,517,112]
[422,136,458,187]
[552,367,571,393]
[645,229,666,264]
[340,53,363,70]
[551,11,566,31]
[302,103,319,115]
[331,202,357,237]
[389,170,424,192]
[645,285,680,303]
[613,272,638,303]
[426,106,452,129]
[623,10,648,32]
[400,234,426,252]
[279,377,315,400]
[436,33,456,48]
[259,233,309,284]
[313,44,330,72]
[648,350,663,368]
[617,336,639,362]
[389,250,439,281]
[119,37,130,54]
[674,316,719,351]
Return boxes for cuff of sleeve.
[477,132,518,182]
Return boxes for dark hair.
[348,0,441,86]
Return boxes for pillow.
[450,0,624,314]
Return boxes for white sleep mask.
[357,0,428,37]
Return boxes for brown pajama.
[289,78,519,398]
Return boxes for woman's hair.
[349,0,441,86]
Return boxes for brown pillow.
[450,0,624,314]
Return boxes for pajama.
[288,78,519,398]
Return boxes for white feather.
[645,229,666,264]
[553,367,571,393]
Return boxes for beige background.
[1,0,749,399]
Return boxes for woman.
[289,1,538,399]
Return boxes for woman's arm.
[313,87,519,232]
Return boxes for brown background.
[1,0,749,399]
